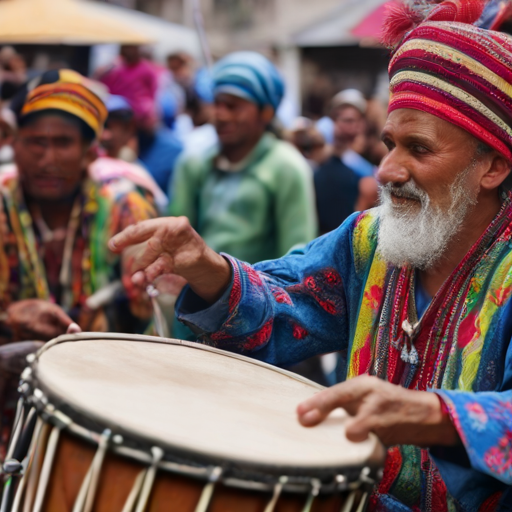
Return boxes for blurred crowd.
[0,44,390,419]
[0,44,388,236]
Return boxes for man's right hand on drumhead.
[109,217,232,304]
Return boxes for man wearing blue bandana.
[169,52,317,264]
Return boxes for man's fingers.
[132,271,148,287]
[109,219,161,253]
[66,323,82,334]
[46,307,74,329]
[144,254,174,283]
[299,408,323,427]
[345,407,375,443]
[297,375,378,427]
[154,274,188,296]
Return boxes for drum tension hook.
[2,459,23,476]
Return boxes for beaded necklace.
[372,193,512,390]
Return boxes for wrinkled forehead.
[383,108,478,145]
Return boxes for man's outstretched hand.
[109,217,232,304]
[297,375,461,447]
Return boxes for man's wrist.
[418,392,461,447]
[187,252,232,304]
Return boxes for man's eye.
[55,138,73,148]
[411,144,429,154]
[383,139,395,151]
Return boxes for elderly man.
[110,2,512,510]
[170,52,316,264]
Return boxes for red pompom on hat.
[382,0,485,48]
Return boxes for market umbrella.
[0,0,152,45]
[293,0,392,47]
[351,0,400,42]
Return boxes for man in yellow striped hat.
[0,69,158,342]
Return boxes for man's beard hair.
[377,163,478,270]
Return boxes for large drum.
[2,333,385,512]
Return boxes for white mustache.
[377,164,477,270]
[379,180,429,205]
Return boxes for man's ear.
[261,106,274,125]
[480,153,511,191]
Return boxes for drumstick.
[146,285,170,338]
[85,280,124,310]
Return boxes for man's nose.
[214,104,230,122]
[39,143,59,168]
[377,151,411,185]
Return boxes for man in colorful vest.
[1,70,157,342]
[110,1,512,509]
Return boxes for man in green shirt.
[169,52,317,264]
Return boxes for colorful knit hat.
[385,0,512,160]
[12,69,107,139]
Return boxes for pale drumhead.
[34,334,382,473]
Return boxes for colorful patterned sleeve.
[176,213,368,368]
[106,185,158,319]
[436,389,512,484]
[117,189,158,230]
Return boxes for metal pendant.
[400,344,419,365]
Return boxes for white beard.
[377,164,478,270]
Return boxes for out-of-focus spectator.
[288,117,328,172]
[316,114,335,145]
[167,52,195,89]
[95,47,184,194]
[137,107,183,195]
[363,98,389,166]
[314,156,364,235]
[170,51,317,264]
[141,47,185,131]
[314,89,379,235]
[99,46,184,195]
[98,45,158,124]
[331,89,376,178]
[4,69,159,336]
[363,121,388,166]
[172,60,216,141]
[95,95,168,213]
[101,95,138,162]
[179,68,218,158]
[0,108,16,172]
[0,47,28,106]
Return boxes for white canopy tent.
[86,1,203,64]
